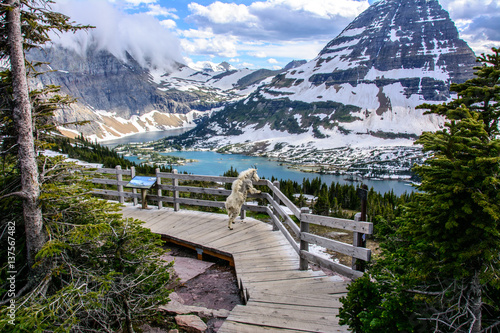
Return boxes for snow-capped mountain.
[28,46,285,141]
[189,61,236,72]
[170,0,477,177]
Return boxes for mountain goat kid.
[225,168,261,230]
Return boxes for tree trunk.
[6,0,45,268]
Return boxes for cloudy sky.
[52,0,499,70]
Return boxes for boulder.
[175,315,207,333]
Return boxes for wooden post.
[299,207,310,270]
[156,168,162,209]
[196,248,203,261]
[352,184,368,271]
[141,189,148,209]
[272,181,280,231]
[116,165,124,204]
[130,166,137,206]
[173,169,180,211]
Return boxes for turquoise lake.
[102,128,416,195]
[125,150,415,196]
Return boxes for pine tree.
[313,184,330,215]
[339,48,500,332]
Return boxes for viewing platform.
[92,166,374,332]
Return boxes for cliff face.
[29,46,204,119]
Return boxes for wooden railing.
[91,166,373,279]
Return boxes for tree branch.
[0,191,29,200]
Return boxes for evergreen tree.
[313,184,330,215]
[339,48,500,332]
[0,2,174,331]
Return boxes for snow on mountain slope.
[167,0,477,177]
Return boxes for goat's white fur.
[225,168,261,230]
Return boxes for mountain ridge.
[156,0,477,178]
[28,47,300,140]
[172,0,476,148]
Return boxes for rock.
[161,255,215,284]
[175,315,207,333]
[159,293,231,319]
[168,292,186,305]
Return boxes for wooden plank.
[158,213,219,236]
[250,292,345,309]
[174,218,229,242]
[265,207,300,254]
[234,264,299,274]
[96,167,132,175]
[264,180,301,218]
[148,213,200,233]
[208,228,276,250]
[239,270,327,284]
[245,278,349,292]
[225,304,344,332]
[158,184,231,196]
[230,238,292,254]
[91,189,140,199]
[126,209,175,228]
[91,178,129,186]
[301,232,371,261]
[301,213,373,234]
[300,250,364,280]
[240,302,339,315]
[195,223,266,248]
[262,193,300,236]
[219,320,301,333]
[230,304,340,324]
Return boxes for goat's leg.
[228,209,238,230]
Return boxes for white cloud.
[188,1,257,24]
[118,0,156,4]
[267,58,278,64]
[146,4,179,19]
[241,62,256,68]
[50,0,183,70]
[160,19,177,29]
[242,40,327,60]
[440,0,500,55]
[180,32,239,58]
[187,0,370,42]
[249,51,267,58]
[251,0,369,19]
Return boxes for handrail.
[91,166,371,279]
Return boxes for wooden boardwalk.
[121,205,350,333]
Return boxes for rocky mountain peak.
[218,61,235,71]
[283,60,307,71]
[315,0,476,88]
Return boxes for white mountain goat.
[225,168,261,230]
